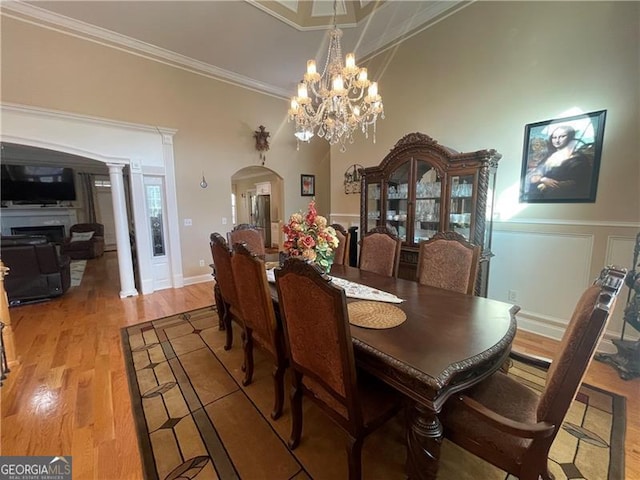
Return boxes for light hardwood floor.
[1,251,638,479]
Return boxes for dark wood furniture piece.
[209,233,242,350]
[268,264,517,479]
[330,223,350,266]
[442,266,626,480]
[358,226,402,277]
[416,231,481,295]
[228,223,266,257]
[0,234,71,304]
[275,259,402,480]
[360,132,500,295]
[60,223,105,259]
[230,242,287,419]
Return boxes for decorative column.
[107,163,138,298]
[0,260,18,369]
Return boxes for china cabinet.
[360,132,501,295]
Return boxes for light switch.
[222,217,228,225]
[184,219,192,226]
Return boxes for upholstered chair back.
[231,242,287,419]
[359,226,401,277]
[416,231,480,295]
[275,258,360,421]
[441,266,626,480]
[331,223,350,266]
[209,233,239,309]
[537,279,620,429]
[228,224,265,257]
[231,243,278,357]
[276,258,402,479]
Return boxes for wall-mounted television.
[1,164,77,202]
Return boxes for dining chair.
[416,231,481,295]
[228,223,266,257]
[275,258,402,480]
[209,232,242,350]
[230,242,287,419]
[441,265,626,480]
[331,223,350,266]
[359,226,401,277]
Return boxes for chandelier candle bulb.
[332,75,345,95]
[297,83,309,102]
[307,60,317,75]
[368,82,378,99]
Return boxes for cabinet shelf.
[361,132,500,296]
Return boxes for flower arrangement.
[282,200,340,272]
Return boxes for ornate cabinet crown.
[360,132,501,296]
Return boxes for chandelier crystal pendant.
[288,4,384,152]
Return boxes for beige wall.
[0,16,330,279]
[330,1,639,340]
[332,1,639,222]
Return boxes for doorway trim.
[0,102,183,296]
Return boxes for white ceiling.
[2,0,468,99]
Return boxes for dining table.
[266,261,519,479]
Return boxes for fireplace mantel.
[1,206,79,238]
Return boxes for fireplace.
[11,225,66,244]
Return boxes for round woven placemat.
[347,301,407,329]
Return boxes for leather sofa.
[0,235,71,305]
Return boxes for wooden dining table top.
[268,262,518,411]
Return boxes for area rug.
[69,260,87,287]
[121,307,626,480]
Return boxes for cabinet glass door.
[386,162,410,242]
[366,182,381,232]
[414,161,441,244]
[449,174,475,240]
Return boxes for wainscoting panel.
[488,230,594,335]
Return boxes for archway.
[231,166,284,249]
[1,103,180,296]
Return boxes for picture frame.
[301,174,315,197]
[519,110,606,204]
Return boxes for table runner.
[266,268,404,304]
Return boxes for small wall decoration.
[253,125,270,165]
[344,164,364,194]
[301,174,315,197]
[520,110,606,203]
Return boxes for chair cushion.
[71,231,95,242]
[443,371,538,459]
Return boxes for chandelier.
[287,3,384,152]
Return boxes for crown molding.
[1,2,291,99]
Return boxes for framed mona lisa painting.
[519,110,606,203]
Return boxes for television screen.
[1,164,77,202]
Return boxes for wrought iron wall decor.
[344,164,363,194]
[595,231,640,380]
[254,125,271,165]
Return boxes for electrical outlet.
[184,218,192,226]
[508,289,518,302]
[199,259,205,267]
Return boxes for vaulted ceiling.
[2,1,467,98]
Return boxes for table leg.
[214,283,225,330]
[406,403,443,480]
